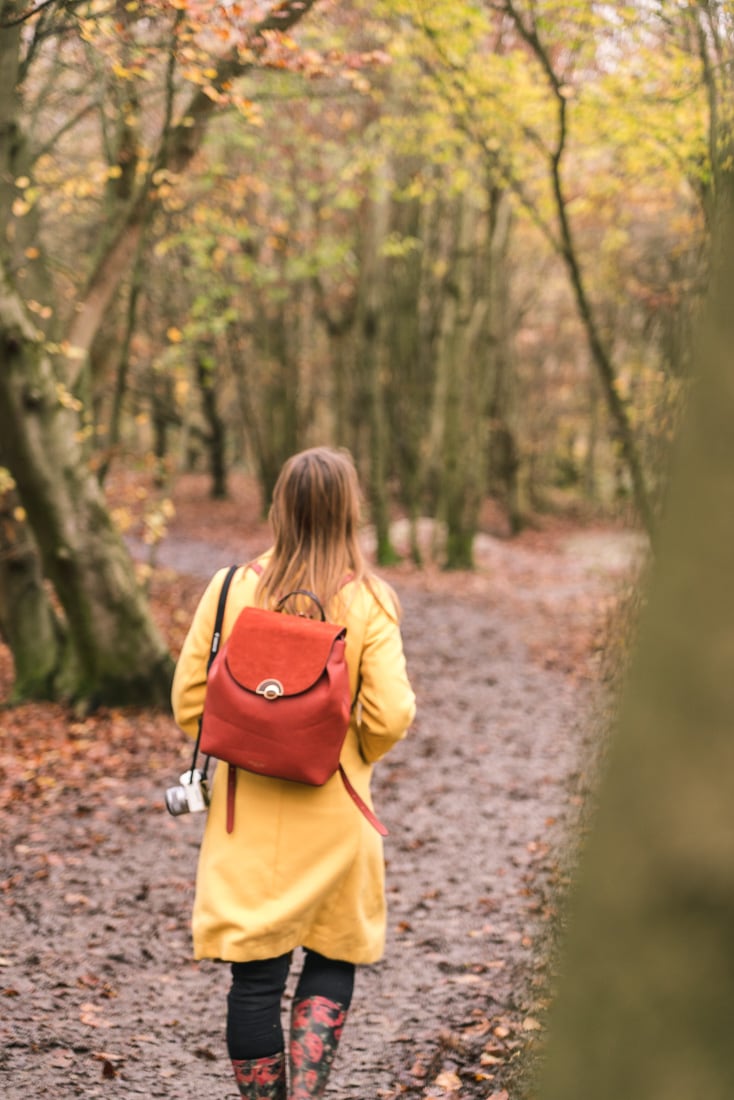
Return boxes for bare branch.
[0,0,57,29]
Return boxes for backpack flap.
[226,607,345,698]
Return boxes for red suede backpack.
[193,564,387,836]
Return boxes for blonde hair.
[255,446,398,621]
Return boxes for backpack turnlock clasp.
[256,678,284,700]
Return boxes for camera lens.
[165,785,190,816]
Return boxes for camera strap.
[186,564,239,782]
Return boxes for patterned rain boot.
[288,995,348,1099]
[231,1051,287,1099]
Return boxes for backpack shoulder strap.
[207,564,238,671]
[186,565,238,780]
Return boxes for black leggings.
[226,949,355,1061]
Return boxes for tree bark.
[536,178,734,1100]
[0,264,173,703]
[0,484,64,700]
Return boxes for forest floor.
[0,472,646,1099]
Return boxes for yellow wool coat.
[171,561,416,966]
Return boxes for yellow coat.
[171,562,416,965]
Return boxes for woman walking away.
[171,446,416,1099]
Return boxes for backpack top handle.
[275,589,327,622]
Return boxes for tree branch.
[0,0,57,28]
[498,0,654,535]
[65,0,322,377]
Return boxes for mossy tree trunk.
[0,266,173,704]
[0,483,66,701]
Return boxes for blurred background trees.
[0,0,722,703]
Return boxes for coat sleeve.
[171,568,229,738]
[356,585,416,764]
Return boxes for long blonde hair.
[255,447,397,621]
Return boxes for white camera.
[164,769,210,816]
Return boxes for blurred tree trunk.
[226,317,299,512]
[384,170,433,565]
[98,248,145,485]
[433,185,500,569]
[536,194,734,1100]
[194,348,228,500]
[356,168,399,565]
[485,187,521,533]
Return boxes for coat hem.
[192,933,385,967]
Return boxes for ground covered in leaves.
[0,473,644,1098]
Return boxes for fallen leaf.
[194,1047,217,1061]
[434,1070,462,1092]
[80,1002,112,1028]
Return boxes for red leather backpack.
[195,566,387,836]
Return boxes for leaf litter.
[0,472,643,1097]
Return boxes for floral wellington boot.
[231,1052,287,1099]
[288,996,347,1099]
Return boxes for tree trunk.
[0,12,172,705]
[0,267,173,704]
[0,484,65,700]
[433,189,494,569]
[485,187,521,533]
[98,247,145,485]
[384,175,432,565]
[195,349,228,500]
[355,170,399,565]
[536,185,734,1100]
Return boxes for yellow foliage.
[0,469,17,495]
[55,383,83,412]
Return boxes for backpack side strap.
[337,764,389,836]
[225,763,388,837]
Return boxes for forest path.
[0,480,643,1099]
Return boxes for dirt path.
[0,510,642,1099]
